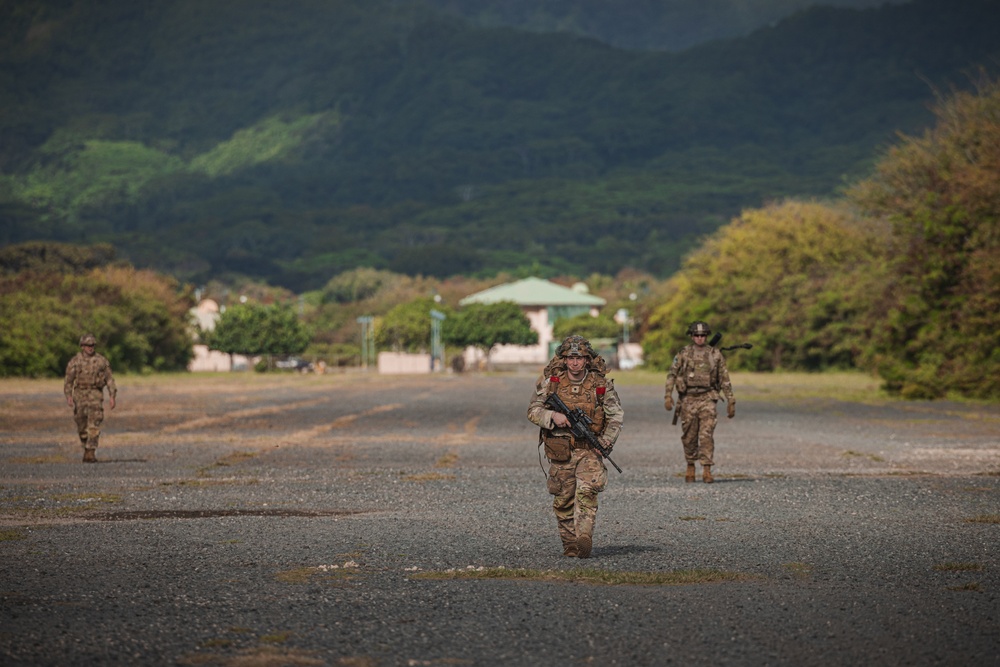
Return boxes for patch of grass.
[259,631,292,645]
[169,477,261,486]
[947,582,981,592]
[933,562,983,572]
[783,562,814,578]
[435,452,459,468]
[0,529,27,541]
[411,566,755,586]
[274,564,359,585]
[336,658,379,667]
[965,514,1000,524]
[213,450,258,467]
[178,646,324,666]
[842,450,886,462]
[402,472,455,482]
[9,454,72,465]
[50,492,122,503]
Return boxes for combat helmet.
[557,335,596,358]
[686,321,711,337]
[79,333,97,346]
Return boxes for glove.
[664,396,673,412]
[727,400,736,419]
[599,437,613,454]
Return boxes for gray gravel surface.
[1,372,998,666]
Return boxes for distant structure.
[459,277,606,366]
[187,299,253,372]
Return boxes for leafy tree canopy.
[0,247,195,376]
[375,297,453,352]
[552,312,620,341]
[204,303,310,363]
[641,200,886,372]
[443,301,538,365]
[847,74,1000,399]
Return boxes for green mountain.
[414,0,907,52]
[0,0,997,290]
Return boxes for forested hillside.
[414,0,904,51]
[0,0,997,290]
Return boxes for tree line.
[1,76,997,400]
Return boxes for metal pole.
[430,309,446,372]
[357,316,374,370]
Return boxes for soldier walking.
[528,335,624,558]
[663,321,735,483]
[64,334,117,463]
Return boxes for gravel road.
[1,372,998,666]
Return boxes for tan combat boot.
[576,535,592,559]
[685,463,696,483]
[702,465,713,484]
[562,536,579,557]
[83,448,97,463]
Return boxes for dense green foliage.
[642,201,886,372]
[848,77,1000,399]
[443,301,538,366]
[204,303,310,365]
[1,0,996,289]
[0,244,194,376]
[552,312,619,341]
[375,297,453,352]
[642,77,1000,399]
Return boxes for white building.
[459,277,606,367]
[187,299,254,372]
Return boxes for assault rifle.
[544,393,622,473]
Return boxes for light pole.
[356,316,374,370]
[430,309,446,371]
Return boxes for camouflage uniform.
[527,336,624,558]
[664,322,734,482]
[64,335,117,462]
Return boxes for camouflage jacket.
[664,344,734,403]
[64,352,117,399]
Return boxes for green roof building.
[459,277,606,365]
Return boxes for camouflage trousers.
[72,390,105,449]
[547,448,608,550]
[679,394,718,466]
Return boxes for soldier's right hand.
[664,396,673,412]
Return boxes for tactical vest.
[547,369,607,434]
[686,346,714,390]
[73,355,109,390]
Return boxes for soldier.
[527,335,624,558]
[64,334,117,463]
[663,321,735,483]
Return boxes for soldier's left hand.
[600,437,613,454]
[727,400,736,419]
[109,397,116,410]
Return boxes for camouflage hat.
[557,335,595,358]
[79,333,97,346]
[686,321,711,337]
